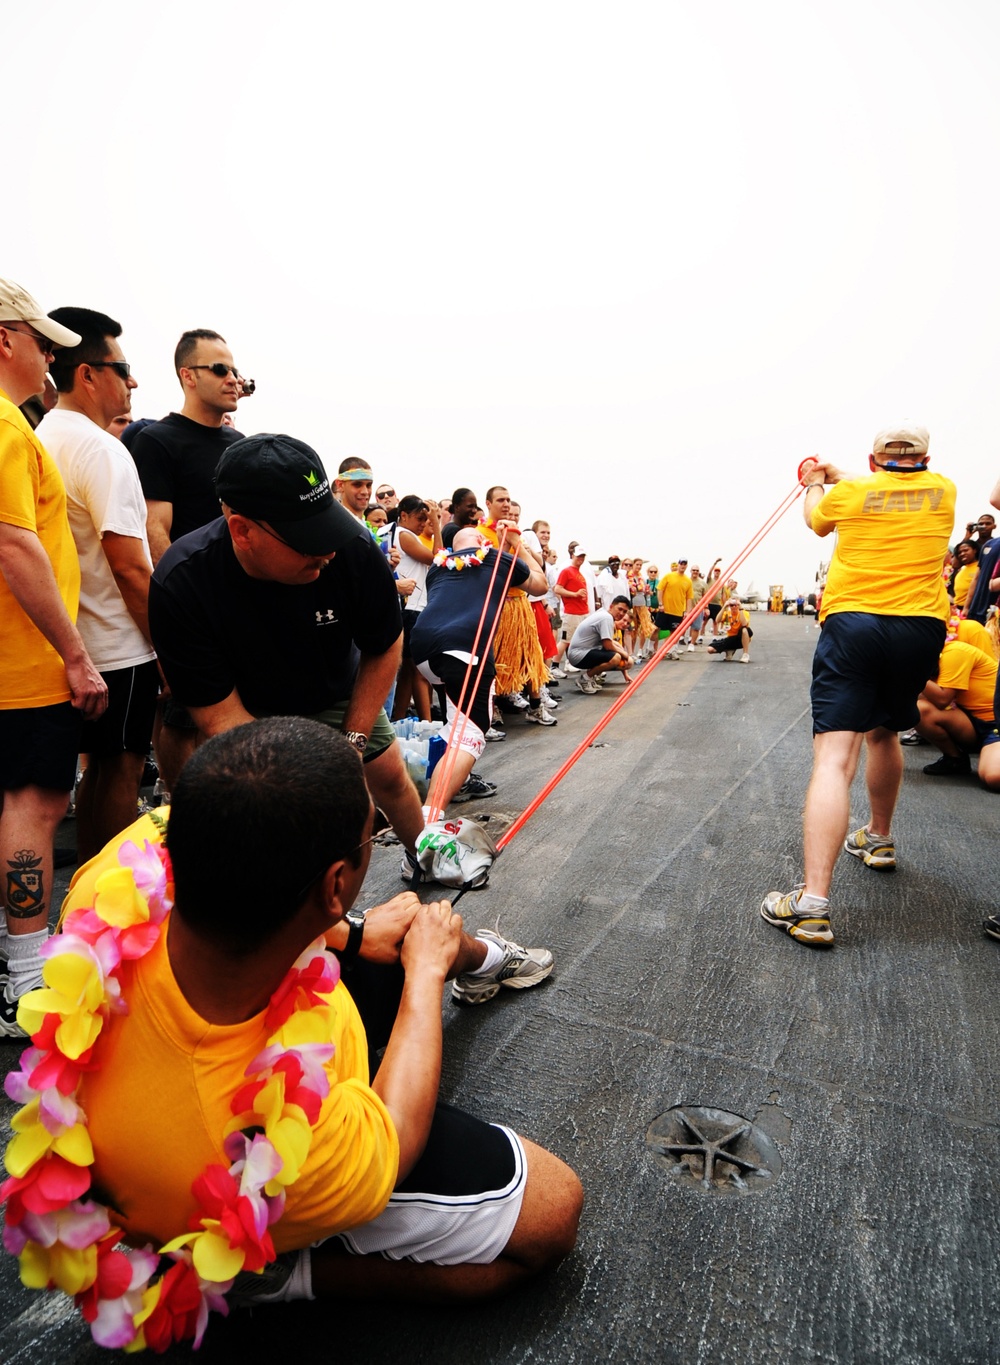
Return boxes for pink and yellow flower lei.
[432,546,489,571]
[1,816,340,1353]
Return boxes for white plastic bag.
[415,818,498,889]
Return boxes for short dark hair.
[337,457,372,477]
[166,718,370,954]
[956,539,980,561]
[397,494,427,517]
[611,595,631,608]
[174,329,226,374]
[485,485,508,505]
[47,307,121,393]
[451,487,475,508]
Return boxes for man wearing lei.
[2,717,582,1352]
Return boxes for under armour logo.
[315,609,338,625]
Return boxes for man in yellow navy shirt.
[761,422,956,949]
[655,559,693,660]
[0,278,107,1038]
[914,637,1000,787]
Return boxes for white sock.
[420,805,431,823]
[6,927,49,998]
[0,921,8,961]
[797,892,829,911]
[469,936,506,975]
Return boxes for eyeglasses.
[3,325,53,356]
[186,362,241,379]
[376,489,396,499]
[86,360,132,381]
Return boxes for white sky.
[7,1,1000,595]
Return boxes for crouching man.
[21,717,581,1347]
[915,635,1000,788]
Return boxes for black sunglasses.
[376,489,396,499]
[186,362,240,379]
[86,360,132,381]
[4,326,54,356]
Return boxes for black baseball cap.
[215,434,362,555]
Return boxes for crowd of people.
[2,275,998,1350]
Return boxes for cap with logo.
[0,278,81,348]
[215,434,363,555]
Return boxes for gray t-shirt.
[568,609,616,664]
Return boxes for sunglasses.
[186,362,241,379]
[4,325,53,356]
[87,360,132,381]
[376,489,396,499]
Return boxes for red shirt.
[557,565,588,615]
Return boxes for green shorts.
[305,704,396,763]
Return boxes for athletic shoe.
[0,978,28,1040]
[899,729,926,746]
[400,848,422,885]
[548,665,566,680]
[507,693,529,710]
[575,674,598,694]
[984,914,1000,941]
[484,726,506,742]
[667,650,681,660]
[686,642,696,652]
[526,705,557,725]
[452,773,498,802]
[538,686,560,708]
[696,636,705,644]
[451,929,554,1004]
[760,889,834,947]
[923,754,971,776]
[740,653,750,664]
[593,673,607,686]
[844,826,896,871]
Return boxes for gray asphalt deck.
[2,614,997,1364]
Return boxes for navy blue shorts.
[811,613,946,735]
[0,701,81,793]
[571,646,617,671]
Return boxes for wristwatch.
[342,906,368,962]
[343,730,368,754]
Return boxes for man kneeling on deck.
[915,635,1000,787]
[17,717,581,1348]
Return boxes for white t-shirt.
[37,408,155,671]
[520,529,547,603]
[382,522,429,612]
[595,567,628,611]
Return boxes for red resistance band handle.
[798,457,820,483]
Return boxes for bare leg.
[154,722,197,794]
[802,731,864,899]
[916,699,973,758]
[1,785,68,940]
[365,743,425,853]
[75,751,146,864]
[425,749,475,814]
[863,727,903,837]
[740,626,751,657]
[310,1138,582,1303]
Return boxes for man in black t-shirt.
[149,433,427,865]
[132,329,245,565]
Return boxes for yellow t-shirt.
[72,816,399,1253]
[956,619,997,659]
[952,563,976,608]
[479,521,526,596]
[657,572,692,616]
[810,470,955,621]
[0,388,80,708]
[936,639,998,720]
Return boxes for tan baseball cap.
[872,422,929,456]
[0,278,81,348]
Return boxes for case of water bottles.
[391,717,447,798]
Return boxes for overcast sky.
[7,1,999,595]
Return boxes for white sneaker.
[526,705,557,725]
[451,929,554,1004]
[686,642,696,652]
[575,674,598,694]
[740,653,750,664]
[538,686,559,708]
[506,693,529,710]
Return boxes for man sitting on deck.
[14,718,582,1350]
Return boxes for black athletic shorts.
[0,701,81,793]
[653,611,683,633]
[426,651,495,735]
[80,661,159,757]
[811,612,946,735]
[401,608,421,661]
[571,646,617,671]
[708,629,753,654]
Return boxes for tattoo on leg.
[6,849,47,919]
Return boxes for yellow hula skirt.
[494,594,548,694]
[633,605,656,640]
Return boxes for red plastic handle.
[798,457,819,482]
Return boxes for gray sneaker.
[451,929,555,1004]
[0,976,28,1041]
